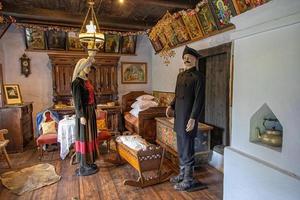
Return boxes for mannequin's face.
[183,54,197,69]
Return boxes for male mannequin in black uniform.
[166,46,206,191]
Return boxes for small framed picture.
[47,30,66,50]
[24,28,46,50]
[105,34,120,53]
[121,62,147,84]
[120,35,137,54]
[67,31,83,51]
[3,84,23,105]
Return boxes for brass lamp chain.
[80,6,92,34]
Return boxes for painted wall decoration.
[121,62,147,84]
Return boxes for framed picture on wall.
[24,28,46,50]
[209,0,237,29]
[3,84,23,105]
[67,31,83,51]
[105,34,120,53]
[47,30,66,50]
[120,35,137,54]
[121,62,147,84]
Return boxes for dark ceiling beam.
[3,7,153,31]
[141,0,195,9]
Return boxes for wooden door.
[199,43,232,147]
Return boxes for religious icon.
[120,35,137,54]
[209,0,237,29]
[105,34,120,53]
[47,30,66,50]
[181,11,204,40]
[24,28,46,50]
[196,3,218,35]
[171,13,190,43]
[67,32,83,51]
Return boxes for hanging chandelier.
[79,0,104,51]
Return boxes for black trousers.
[176,129,196,168]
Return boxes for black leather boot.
[174,166,207,192]
[170,165,185,184]
[75,164,98,176]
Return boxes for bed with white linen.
[121,91,166,143]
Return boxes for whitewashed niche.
[250,103,283,152]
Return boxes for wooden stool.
[0,129,12,168]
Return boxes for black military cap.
[182,46,202,59]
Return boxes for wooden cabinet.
[48,52,120,105]
[0,103,33,153]
[155,117,213,168]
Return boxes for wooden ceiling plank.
[139,0,194,9]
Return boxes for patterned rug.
[0,163,61,195]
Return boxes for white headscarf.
[72,51,96,82]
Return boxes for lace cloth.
[57,118,76,159]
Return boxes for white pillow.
[131,100,158,111]
[129,108,140,118]
[136,94,154,101]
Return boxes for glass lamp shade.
[79,1,104,51]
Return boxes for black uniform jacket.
[71,77,96,118]
[170,67,205,134]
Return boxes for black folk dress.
[170,67,205,168]
[71,77,98,166]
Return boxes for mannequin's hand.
[80,117,87,125]
[166,106,173,118]
[186,118,195,132]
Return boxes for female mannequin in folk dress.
[71,51,98,176]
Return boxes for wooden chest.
[0,103,33,153]
[155,117,213,167]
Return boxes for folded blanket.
[116,135,148,151]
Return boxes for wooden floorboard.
[0,148,223,200]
